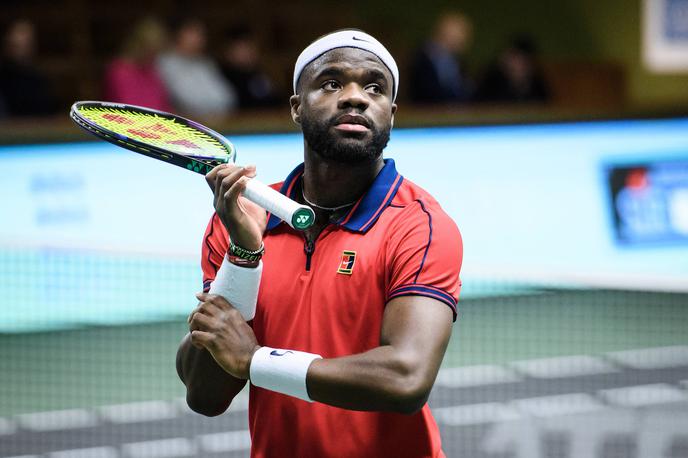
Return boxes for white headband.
[293,30,399,101]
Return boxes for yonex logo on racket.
[292,208,315,230]
[186,162,211,173]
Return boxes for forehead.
[302,47,393,85]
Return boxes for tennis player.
[177,29,462,458]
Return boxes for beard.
[301,112,391,164]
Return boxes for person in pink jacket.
[103,17,172,112]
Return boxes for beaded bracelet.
[229,240,265,262]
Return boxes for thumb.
[225,175,250,205]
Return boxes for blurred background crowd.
[0,11,551,119]
[1,0,686,125]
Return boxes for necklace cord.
[301,182,357,212]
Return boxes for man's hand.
[188,292,261,380]
[206,164,268,251]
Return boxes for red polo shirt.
[202,159,462,458]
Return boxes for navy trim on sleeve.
[388,284,458,321]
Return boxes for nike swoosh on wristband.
[352,36,370,42]
[270,350,294,356]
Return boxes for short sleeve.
[201,213,230,292]
[386,200,463,320]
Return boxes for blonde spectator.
[103,17,173,111]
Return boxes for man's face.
[291,48,397,164]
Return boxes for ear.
[289,95,301,125]
[390,103,397,128]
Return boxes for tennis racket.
[70,101,315,230]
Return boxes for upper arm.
[177,333,247,416]
[182,216,243,417]
[386,201,463,321]
[380,201,462,390]
[305,294,453,413]
[380,295,453,393]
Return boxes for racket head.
[70,101,236,175]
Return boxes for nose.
[337,83,369,110]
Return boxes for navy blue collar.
[266,158,404,233]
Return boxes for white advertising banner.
[643,0,688,72]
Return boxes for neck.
[302,149,384,210]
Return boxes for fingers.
[188,296,217,349]
[218,166,255,203]
[187,291,259,379]
[189,309,215,332]
[187,294,223,324]
[188,293,238,323]
[211,167,259,233]
[225,175,251,206]
[188,295,243,336]
[215,165,254,193]
[190,330,215,349]
[206,163,255,196]
[244,165,257,178]
[205,164,230,191]
[195,292,232,310]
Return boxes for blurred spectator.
[103,17,173,111]
[475,35,550,104]
[158,18,237,117]
[409,12,473,104]
[0,19,58,117]
[219,27,280,109]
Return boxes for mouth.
[333,114,371,133]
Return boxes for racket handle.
[243,179,315,230]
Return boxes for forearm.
[305,345,441,414]
[250,297,453,414]
[177,333,246,416]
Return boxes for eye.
[322,80,341,91]
[365,83,383,95]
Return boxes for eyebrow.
[313,66,390,85]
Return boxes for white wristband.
[208,256,262,321]
[249,346,322,402]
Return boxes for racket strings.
[78,106,230,160]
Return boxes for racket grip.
[243,179,315,230]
